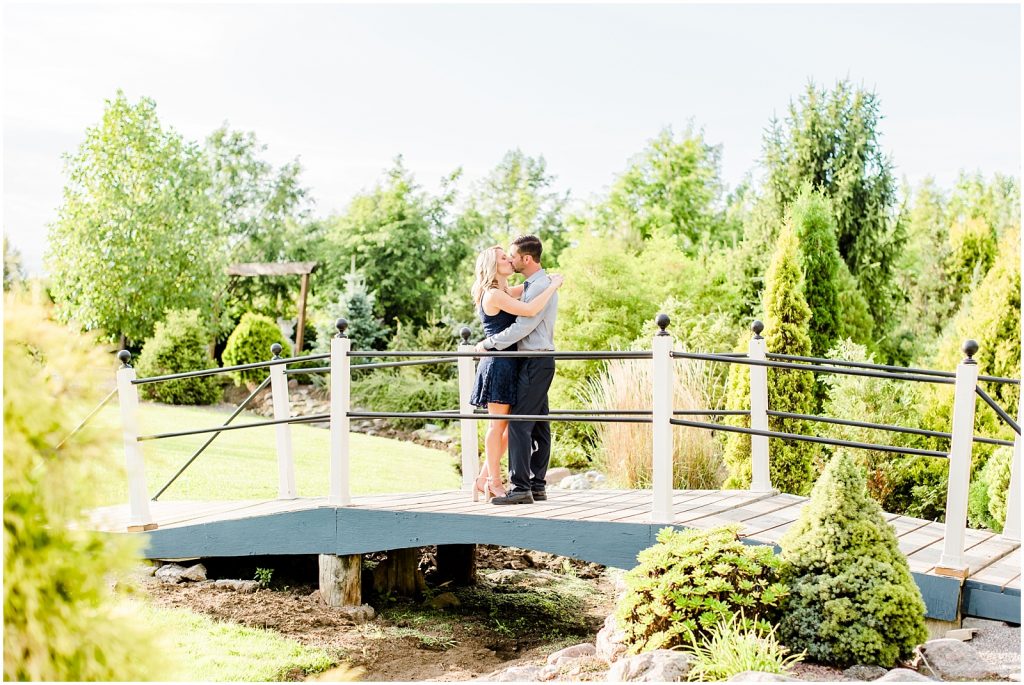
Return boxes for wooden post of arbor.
[226,262,318,353]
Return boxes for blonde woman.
[469,246,563,501]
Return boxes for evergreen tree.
[763,80,905,350]
[331,268,390,353]
[790,185,842,359]
[722,328,754,489]
[763,226,819,495]
[778,451,928,667]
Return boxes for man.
[476,234,558,505]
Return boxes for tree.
[4,295,166,680]
[206,125,316,325]
[466,149,570,266]
[46,91,224,345]
[324,159,473,328]
[778,451,928,667]
[315,266,389,356]
[3,235,25,291]
[790,185,842,359]
[583,126,732,252]
[763,80,905,339]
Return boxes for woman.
[469,246,563,501]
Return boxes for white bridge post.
[748,320,772,492]
[269,343,297,499]
[938,339,981,573]
[116,351,156,531]
[329,319,352,505]
[1001,403,1021,541]
[651,314,675,524]
[457,328,479,492]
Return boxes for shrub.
[617,525,788,653]
[222,313,291,388]
[350,370,458,430]
[583,352,723,489]
[135,309,221,405]
[791,185,842,360]
[778,451,928,667]
[4,295,166,680]
[685,612,804,682]
[968,445,1013,533]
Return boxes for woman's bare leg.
[486,403,510,496]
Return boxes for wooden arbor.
[226,262,318,352]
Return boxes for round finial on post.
[335,318,348,338]
[270,343,283,360]
[460,326,472,344]
[751,320,765,339]
[117,349,132,368]
[962,339,979,363]
[655,313,670,336]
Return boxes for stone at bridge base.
[319,553,362,607]
[435,544,477,586]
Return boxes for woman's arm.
[507,284,525,299]
[483,275,563,317]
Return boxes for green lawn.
[88,402,460,506]
[139,602,338,681]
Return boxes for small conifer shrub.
[617,525,788,653]
[222,313,292,388]
[778,450,928,667]
[135,308,221,405]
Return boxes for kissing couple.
[469,234,564,505]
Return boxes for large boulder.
[596,615,628,663]
[545,467,572,487]
[547,642,596,665]
[915,638,999,681]
[874,668,934,682]
[843,665,889,681]
[607,649,691,682]
[726,673,799,682]
[483,665,542,681]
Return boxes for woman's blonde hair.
[471,245,503,305]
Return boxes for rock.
[916,638,998,681]
[607,649,691,681]
[843,665,889,681]
[180,563,207,582]
[155,563,187,584]
[726,672,799,682]
[545,467,572,487]
[336,603,375,624]
[596,614,628,663]
[538,664,559,681]
[943,628,977,641]
[308,589,323,604]
[874,668,934,682]
[426,592,461,610]
[213,579,260,593]
[584,470,606,484]
[547,643,596,664]
[137,563,158,577]
[559,474,592,490]
[485,665,543,681]
[287,379,298,390]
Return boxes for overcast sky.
[4,2,1020,275]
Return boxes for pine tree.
[790,185,842,359]
[778,451,928,667]
[763,226,818,495]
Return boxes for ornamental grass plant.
[583,353,724,490]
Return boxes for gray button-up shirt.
[484,268,558,351]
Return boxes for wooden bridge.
[87,318,1021,626]
[90,486,1020,624]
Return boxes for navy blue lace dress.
[470,304,519,407]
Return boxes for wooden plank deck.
[89,488,1021,622]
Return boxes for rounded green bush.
[135,309,221,405]
[222,313,291,388]
[616,524,788,654]
[778,450,928,667]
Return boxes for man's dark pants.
[507,357,555,494]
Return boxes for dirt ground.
[143,546,618,682]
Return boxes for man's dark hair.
[511,234,543,263]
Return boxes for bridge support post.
[1002,405,1021,541]
[651,314,674,524]
[748,321,772,492]
[330,320,352,506]
[937,340,980,573]
[319,553,362,607]
[116,351,156,532]
[269,344,297,499]
[457,329,479,492]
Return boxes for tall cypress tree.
[790,185,842,359]
[763,226,818,495]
